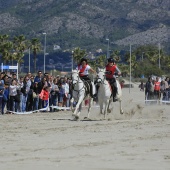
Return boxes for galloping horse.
[70,69,94,120]
[96,68,123,118]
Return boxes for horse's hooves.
[84,117,90,120]
[75,115,79,119]
[120,110,124,114]
[107,109,111,113]
[72,117,79,121]
[72,113,76,116]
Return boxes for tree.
[96,55,106,68]
[110,50,121,62]
[13,35,27,71]
[124,51,139,77]
[30,38,41,73]
[72,47,87,65]
[0,34,14,65]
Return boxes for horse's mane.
[72,69,79,74]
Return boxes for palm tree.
[13,35,27,71]
[125,51,139,77]
[96,55,106,68]
[0,34,14,65]
[72,47,87,65]
[111,50,121,62]
[30,38,41,73]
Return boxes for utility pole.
[129,44,132,93]
[43,32,47,73]
[158,43,161,69]
[106,38,110,59]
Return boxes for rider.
[105,58,121,102]
[76,58,96,97]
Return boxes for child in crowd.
[39,86,49,109]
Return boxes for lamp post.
[72,51,74,70]
[129,44,132,93]
[158,43,161,69]
[28,48,30,72]
[106,38,110,59]
[43,32,47,73]
[141,52,144,62]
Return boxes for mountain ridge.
[0,0,169,52]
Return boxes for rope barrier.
[6,98,169,115]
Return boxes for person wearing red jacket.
[154,77,161,99]
[39,86,49,109]
[105,58,121,102]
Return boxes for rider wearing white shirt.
[76,58,95,81]
[76,58,96,97]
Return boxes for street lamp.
[106,38,110,59]
[72,51,74,70]
[43,32,47,73]
[158,43,161,69]
[141,52,144,62]
[129,44,132,93]
[28,48,30,72]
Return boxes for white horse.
[96,68,123,118]
[70,69,94,120]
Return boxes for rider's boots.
[113,83,118,102]
[93,85,99,102]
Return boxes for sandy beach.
[0,83,170,170]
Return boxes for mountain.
[0,0,169,53]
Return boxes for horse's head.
[96,68,106,83]
[71,69,80,85]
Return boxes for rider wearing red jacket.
[106,58,121,102]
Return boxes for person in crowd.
[12,73,18,82]
[0,73,4,114]
[162,77,170,100]
[154,77,161,99]
[9,79,20,112]
[66,78,72,108]
[120,80,125,89]
[105,58,121,102]
[21,76,31,112]
[2,83,9,114]
[39,86,49,109]
[63,78,70,109]
[34,71,43,83]
[139,81,145,91]
[37,76,48,109]
[32,71,43,110]
[164,77,170,90]
[50,78,59,112]
[58,77,65,108]
[145,77,154,100]
[18,76,24,112]
[33,81,40,111]
[26,75,34,111]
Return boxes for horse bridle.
[71,74,86,93]
[96,71,107,85]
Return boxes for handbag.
[33,92,37,98]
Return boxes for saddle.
[82,80,93,98]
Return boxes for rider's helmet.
[80,58,87,63]
[108,58,115,63]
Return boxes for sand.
[0,83,170,170]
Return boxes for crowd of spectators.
[144,76,170,101]
[0,71,72,114]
